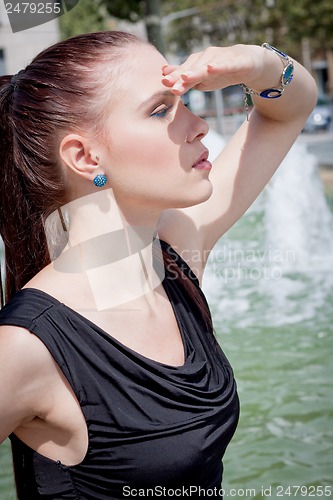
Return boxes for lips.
[192,149,212,171]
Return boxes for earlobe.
[59,134,98,181]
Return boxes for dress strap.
[0,288,57,330]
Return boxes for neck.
[44,189,165,310]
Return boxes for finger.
[162,73,177,85]
[161,67,189,86]
[180,65,210,82]
[161,56,200,82]
[207,63,221,73]
[161,71,193,88]
[170,85,190,96]
[174,65,212,92]
[169,69,212,94]
[170,80,197,96]
[161,64,178,76]
[163,60,226,92]
[166,76,199,95]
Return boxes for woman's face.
[101,43,212,216]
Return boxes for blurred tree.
[101,0,164,52]
[100,0,144,21]
[162,0,249,53]
[269,0,333,51]
[59,0,108,40]
[162,0,333,59]
[64,0,333,62]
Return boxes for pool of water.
[0,439,15,499]
[202,158,333,498]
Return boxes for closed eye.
[150,105,173,119]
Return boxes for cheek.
[112,128,179,172]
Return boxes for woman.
[0,31,316,499]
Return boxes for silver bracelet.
[240,43,294,118]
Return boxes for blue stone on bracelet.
[283,62,294,86]
[259,88,284,99]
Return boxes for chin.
[176,182,213,209]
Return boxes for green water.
[203,191,333,498]
[0,440,15,500]
[1,194,332,499]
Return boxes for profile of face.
[96,43,212,214]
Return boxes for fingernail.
[172,82,183,91]
[181,71,194,78]
[162,75,172,82]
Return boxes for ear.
[59,134,99,182]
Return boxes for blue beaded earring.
[93,173,107,187]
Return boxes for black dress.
[0,240,239,499]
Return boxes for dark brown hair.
[0,31,142,305]
[0,30,212,499]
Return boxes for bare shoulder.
[0,323,53,367]
[0,325,57,442]
[23,262,95,310]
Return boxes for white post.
[214,89,225,136]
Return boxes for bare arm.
[0,326,51,443]
[157,44,317,282]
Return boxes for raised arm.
[157,44,317,282]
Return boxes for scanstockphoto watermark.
[122,485,257,497]
[165,245,297,283]
[122,485,332,497]
[3,0,80,33]
[210,245,297,283]
[209,245,297,266]
[214,263,284,283]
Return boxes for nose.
[185,111,209,143]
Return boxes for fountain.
[202,134,333,327]
[202,133,333,495]
[265,141,333,265]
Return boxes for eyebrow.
[137,90,176,111]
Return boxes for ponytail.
[0,74,64,306]
[0,31,141,306]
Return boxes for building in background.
[312,50,333,97]
[0,1,59,75]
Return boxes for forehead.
[116,44,168,104]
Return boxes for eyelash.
[150,105,173,119]
[150,99,189,119]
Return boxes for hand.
[161,44,278,96]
